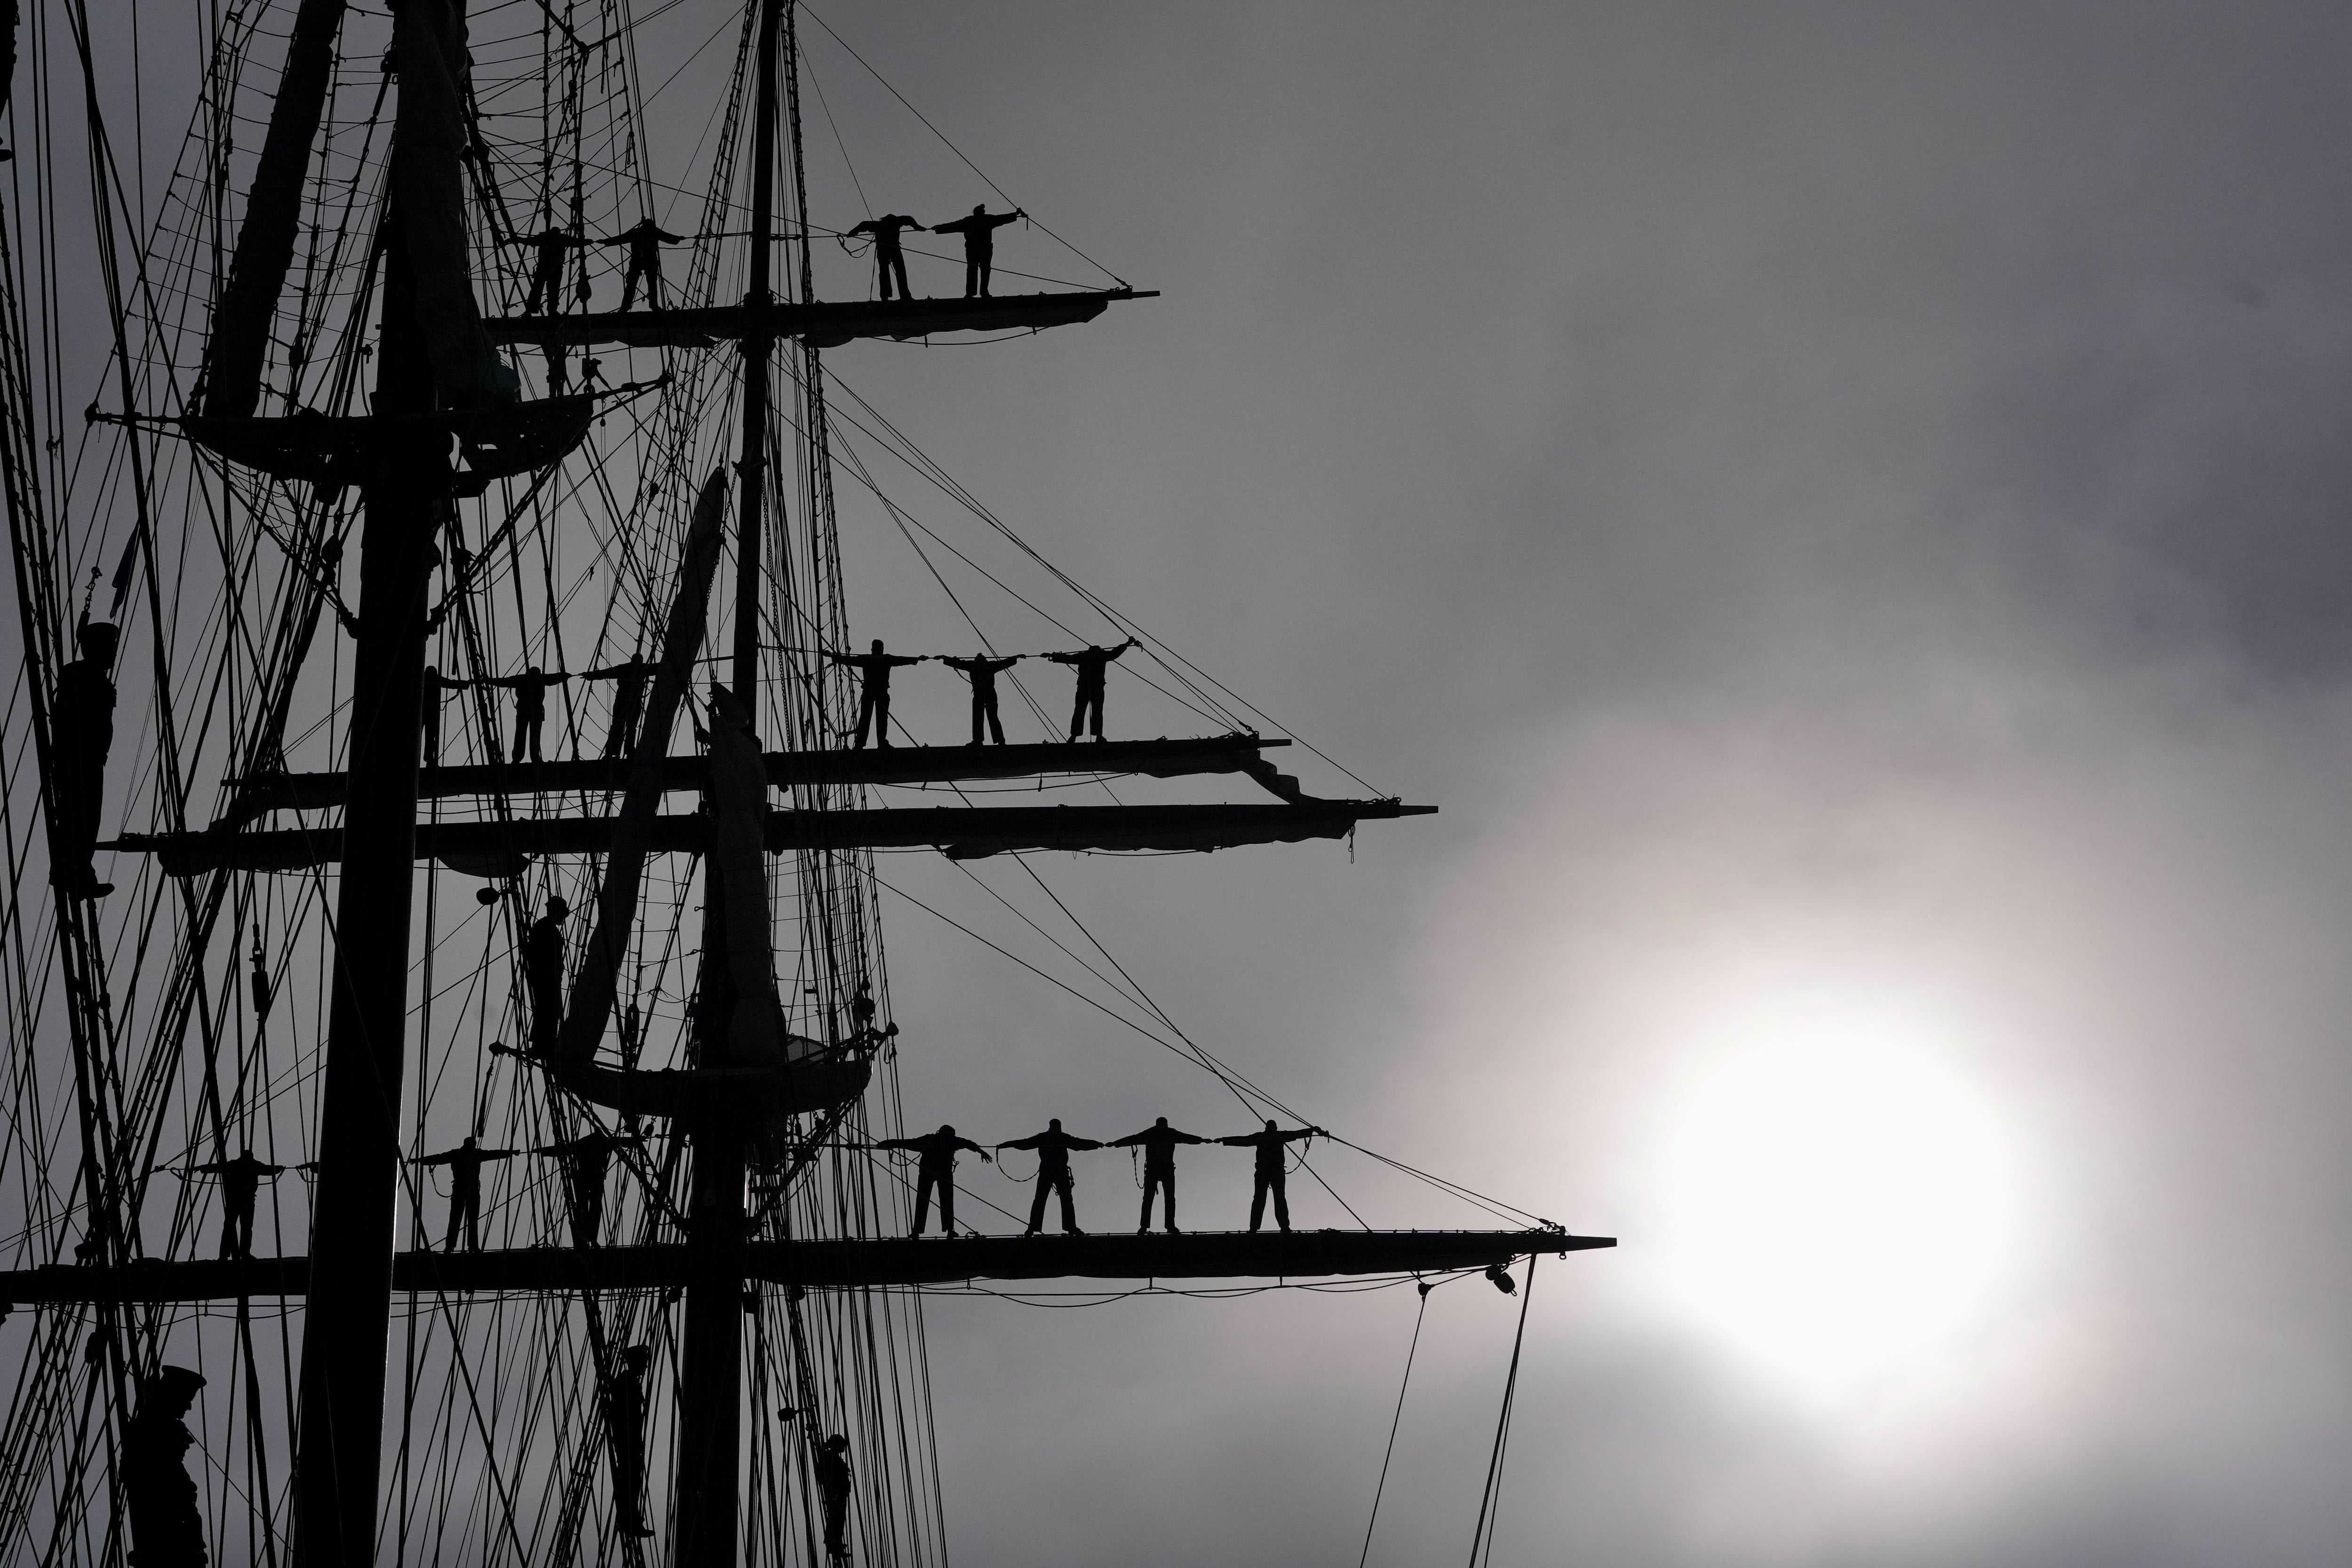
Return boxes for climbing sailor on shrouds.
[582,652,660,759]
[997,1118,1104,1235]
[413,1135,520,1253]
[420,665,466,764]
[532,1130,642,1248]
[824,640,926,750]
[938,651,1021,746]
[845,214,925,301]
[869,1125,992,1236]
[49,618,119,898]
[603,1345,656,1538]
[606,215,684,310]
[1045,637,1136,742]
[476,664,571,764]
[815,1433,854,1562]
[1217,1120,1326,1234]
[1111,1117,1208,1234]
[508,223,591,316]
[929,204,1025,298]
[522,895,569,1056]
[122,1365,208,1568]
[184,1150,286,1259]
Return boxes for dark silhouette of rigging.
[1217,1120,1324,1233]
[186,1150,286,1259]
[522,895,570,1056]
[845,214,924,301]
[998,1118,1102,1235]
[49,618,118,899]
[1044,638,1136,742]
[825,640,925,750]
[606,217,683,310]
[1111,1117,1208,1234]
[412,1135,518,1253]
[928,204,1024,297]
[870,1125,991,1236]
[938,652,1021,746]
[122,1365,208,1568]
[603,1344,655,1538]
[419,665,463,764]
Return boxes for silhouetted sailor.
[123,1365,207,1568]
[414,1135,519,1252]
[1044,638,1136,742]
[510,224,589,315]
[603,1344,655,1538]
[480,664,571,763]
[606,216,684,310]
[814,1433,853,1562]
[1111,1117,1208,1234]
[50,618,119,898]
[533,1130,639,1247]
[824,640,925,749]
[249,939,271,1029]
[1216,1120,1325,1233]
[929,204,1024,297]
[522,895,570,1055]
[189,1150,285,1259]
[420,665,463,764]
[850,983,877,1032]
[542,338,569,396]
[583,654,659,758]
[938,652,1021,745]
[872,1125,992,1236]
[846,214,924,301]
[998,1118,1103,1235]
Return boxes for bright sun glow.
[1652,987,2026,1404]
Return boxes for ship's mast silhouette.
[0,0,1602,1561]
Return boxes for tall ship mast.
[0,2,1607,1561]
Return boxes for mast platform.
[485,287,1157,350]
[0,1229,1605,1305]
[220,733,1296,820]
[116,797,1434,873]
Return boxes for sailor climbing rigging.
[603,1345,656,1538]
[814,1433,854,1562]
[825,640,926,749]
[508,224,590,316]
[477,663,571,763]
[184,1150,286,1259]
[582,653,659,758]
[533,1131,641,1248]
[606,216,684,310]
[998,1117,1103,1235]
[48,618,119,898]
[1217,1120,1326,1233]
[929,204,1025,298]
[122,1366,208,1568]
[1045,637,1136,742]
[522,895,570,1055]
[1111,1117,1208,1234]
[846,214,925,301]
[413,1135,520,1252]
[939,651,1022,745]
[869,1125,993,1236]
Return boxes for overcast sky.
[719,6,2352,1566]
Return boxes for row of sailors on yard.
[426,635,1140,765]
[175,1116,1327,1267]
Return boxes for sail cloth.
[393,0,517,407]
[180,398,592,492]
[484,289,1157,351]
[114,800,1436,873]
[550,469,728,1069]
